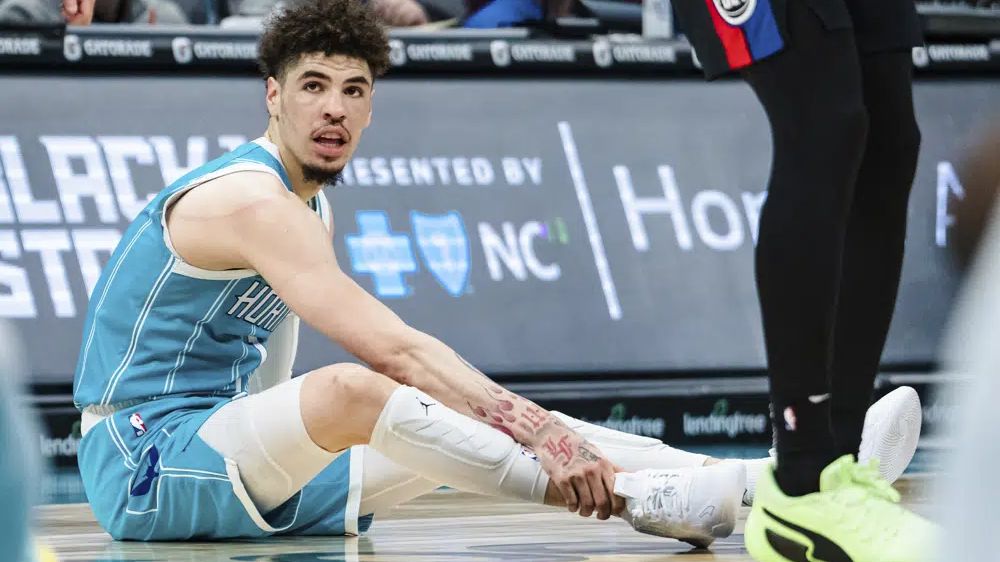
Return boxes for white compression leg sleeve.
[551,411,709,470]
[359,447,440,517]
[198,375,338,514]
[369,386,549,504]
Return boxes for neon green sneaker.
[745,455,936,562]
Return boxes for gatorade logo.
[713,0,756,26]
[172,37,193,64]
[63,34,82,62]
[388,39,407,66]
[490,40,511,67]
[592,39,613,68]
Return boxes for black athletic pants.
[742,0,921,495]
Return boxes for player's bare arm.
[166,171,623,519]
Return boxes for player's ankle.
[774,453,837,497]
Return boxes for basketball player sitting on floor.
[71,0,921,546]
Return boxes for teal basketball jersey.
[73,137,330,410]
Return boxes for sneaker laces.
[639,472,689,520]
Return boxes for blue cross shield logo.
[410,211,470,297]
[346,211,418,298]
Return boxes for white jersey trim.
[251,136,282,161]
[170,260,257,280]
[345,445,364,535]
[225,458,301,533]
[317,190,333,233]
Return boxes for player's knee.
[308,363,395,407]
[858,115,921,214]
[300,364,397,450]
[872,115,921,172]
[773,103,869,184]
[900,117,921,158]
[815,104,869,158]
[773,97,869,155]
[842,105,870,147]
[766,105,868,223]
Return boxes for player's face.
[266,53,373,185]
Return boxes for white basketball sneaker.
[614,462,746,548]
[857,385,923,484]
[741,386,923,505]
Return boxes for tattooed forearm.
[520,404,547,430]
[468,384,515,422]
[467,380,556,432]
[459,352,574,451]
[467,400,516,438]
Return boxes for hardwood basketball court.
[35,477,932,561]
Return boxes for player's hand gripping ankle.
[537,426,626,520]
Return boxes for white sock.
[551,411,709,470]
[735,456,773,506]
[369,386,549,504]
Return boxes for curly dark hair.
[258,0,390,81]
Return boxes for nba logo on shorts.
[129,413,147,437]
[411,211,470,297]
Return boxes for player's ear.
[265,76,281,118]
